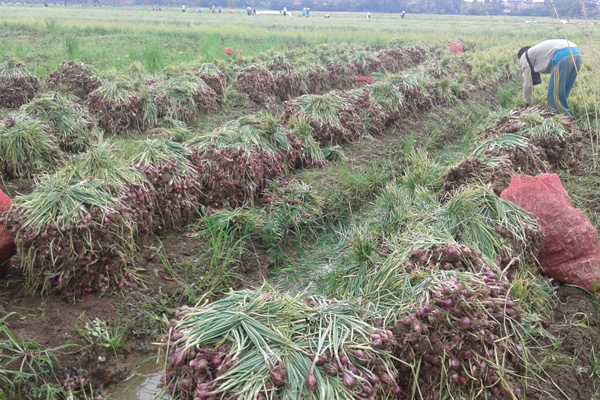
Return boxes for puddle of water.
[107,361,163,400]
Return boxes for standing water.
[107,361,164,400]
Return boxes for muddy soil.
[527,285,599,400]
[0,231,272,395]
[0,178,33,198]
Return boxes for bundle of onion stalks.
[159,288,399,400]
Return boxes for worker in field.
[518,39,581,117]
[401,11,406,19]
[181,4,186,12]
[211,5,216,13]
[367,11,371,20]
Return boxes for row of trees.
[17,0,600,18]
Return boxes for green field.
[0,7,600,400]
[0,6,596,74]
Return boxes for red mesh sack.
[0,189,15,278]
[0,189,10,213]
[449,42,464,55]
[500,174,600,292]
[355,75,375,85]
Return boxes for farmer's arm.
[522,64,533,107]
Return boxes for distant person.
[229,7,233,14]
[401,10,406,19]
[253,8,256,16]
[324,14,330,18]
[518,39,581,117]
[196,8,202,13]
[283,6,287,16]
[181,4,186,12]
[247,6,251,15]
[218,5,222,13]
[367,11,371,20]
[306,7,310,17]
[211,5,215,13]
[302,7,306,17]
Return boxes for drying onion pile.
[443,107,583,195]
[350,53,380,77]
[85,74,146,134]
[159,289,398,400]
[392,272,525,399]
[267,57,304,101]
[407,243,485,273]
[443,156,513,196]
[133,139,202,230]
[0,141,155,298]
[22,91,99,153]
[149,75,219,123]
[45,60,101,100]
[483,107,582,170]
[188,114,294,207]
[236,65,277,104]
[0,59,40,109]
[237,45,432,105]
[376,48,417,73]
[283,92,365,146]
[364,82,405,132]
[304,64,330,94]
[0,177,139,298]
[194,63,227,107]
[0,114,62,179]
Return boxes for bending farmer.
[518,40,581,117]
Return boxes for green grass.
[297,158,398,220]
[0,313,75,397]
[75,315,128,352]
[0,7,597,78]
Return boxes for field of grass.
[0,6,597,75]
[1,7,600,400]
